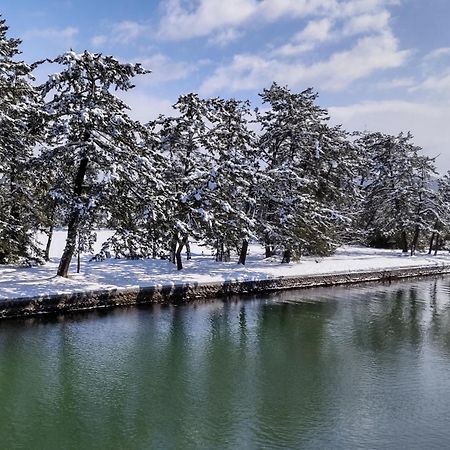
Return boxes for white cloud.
[329,100,450,172]
[91,21,150,47]
[424,47,450,61]
[158,0,255,40]
[405,47,450,97]
[23,26,78,41]
[135,54,196,83]
[375,77,416,90]
[200,31,410,94]
[297,18,333,42]
[343,11,390,35]
[119,90,175,123]
[273,18,333,56]
[411,73,450,97]
[158,0,397,41]
[208,28,243,47]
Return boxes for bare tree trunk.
[57,215,80,277]
[434,234,440,256]
[401,231,408,253]
[57,157,88,277]
[281,248,291,263]
[429,232,435,255]
[170,237,177,264]
[238,239,249,265]
[44,224,54,262]
[265,242,274,258]
[186,239,191,260]
[77,234,81,274]
[176,235,188,271]
[216,240,224,262]
[410,226,420,256]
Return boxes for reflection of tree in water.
[350,285,427,353]
[252,300,339,448]
[426,278,450,354]
[349,278,450,355]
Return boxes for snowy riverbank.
[1,230,450,302]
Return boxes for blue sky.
[3,0,450,170]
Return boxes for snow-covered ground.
[0,230,449,300]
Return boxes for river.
[1,277,450,449]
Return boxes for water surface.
[1,277,450,449]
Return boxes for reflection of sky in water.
[0,277,450,449]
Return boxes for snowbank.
[1,230,449,305]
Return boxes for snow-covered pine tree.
[152,94,217,270]
[432,173,450,253]
[256,83,359,263]
[357,132,421,252]
[39,51,150,277]
[95,127,167,261]
[407,154,439,255]
[0,17,45,264]
[200,97,259,265]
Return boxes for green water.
[1,278,450,449]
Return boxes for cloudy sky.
[3,0,450,170]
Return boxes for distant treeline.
[1,16,449,277]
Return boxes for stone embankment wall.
[1,264,450,319]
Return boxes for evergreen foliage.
[0,17,44,264]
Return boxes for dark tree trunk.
[186,240,192,260]
[401,231,408,253]
[170,237,177,264]
[434,234,440,256]
[57,157,88,277]
[265,245,273,258]
[176,235,188,271]
[216,240,224,262]
[77,234,81,274]
[224,247,231,262]
[281,248,291,263]
[429,232,435,255]
[44,203,57,262]
[238,239,249,265]
[410,226,420,256]
[44,224,54,262]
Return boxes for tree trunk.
[410,226,420,256]
[238,239,249,265]
[44,224,54,262]
[216,240,224,262]
[57,157,88,277]
[434,234,440,256]
[265,244,273,258]
[77,236,81,274]
[176,235,188,271]
[186,240,191,260]
[429,232,435,255]
[401,231,408,253]
[281,248,291,263]
[170,237,177,264]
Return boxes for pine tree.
[200,97,259,265]
[0,16,44,264]
[256,83,359,262]
[39,51,150,277]
[407,154,439,255]
[151,94,217,270]
[357,132,423,252]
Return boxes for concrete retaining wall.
[1,264,450,319]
